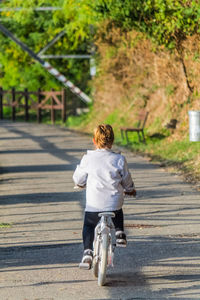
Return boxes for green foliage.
[0,223,12,228]
[65,113,88,128]
[62,0,98,49]
[0,0,95,92]
[0,0,200,97]
[92,0,200,49]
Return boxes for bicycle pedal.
[79,262,91,270]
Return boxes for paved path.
[0,121,200,300]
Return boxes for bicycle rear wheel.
[98,233,108,286]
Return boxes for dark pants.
[82,208,124,250]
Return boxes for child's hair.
[93,124,114,149]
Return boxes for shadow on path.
[1,122,200,299]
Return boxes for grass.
[116,132,199,163]
[65,113,89,128]
[0,223,12,228]
[115,129,200,185]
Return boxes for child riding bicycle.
[73,124,136,269]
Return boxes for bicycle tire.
[93,257,99,278]
[98,233,108,286]
[92,237,99,278]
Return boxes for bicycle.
[92,211,116,286]
[75,185,136,286]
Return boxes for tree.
[0,0,97,92]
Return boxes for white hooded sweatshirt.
[73,149,135,212]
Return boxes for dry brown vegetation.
[85,25,200,139]
[76,25,199,185]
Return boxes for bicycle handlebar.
[124,189,137,197]
[74,185,86,189]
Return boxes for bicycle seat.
[98,212,115,218]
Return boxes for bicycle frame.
[74,186,132,286]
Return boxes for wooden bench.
[120,111,149,143]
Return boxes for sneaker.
[115,231,127,247]
[79,249,93,270]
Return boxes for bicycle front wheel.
[98,233,108,286]
[92,236,99,278]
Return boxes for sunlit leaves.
[0,0,93,91]
[0,0,199,92]
[92,0,200,49]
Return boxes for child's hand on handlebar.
[74,184,86,189]
[124,189,137,197]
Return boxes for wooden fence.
[0,87,67,124]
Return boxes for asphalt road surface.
[0,121,200,300]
